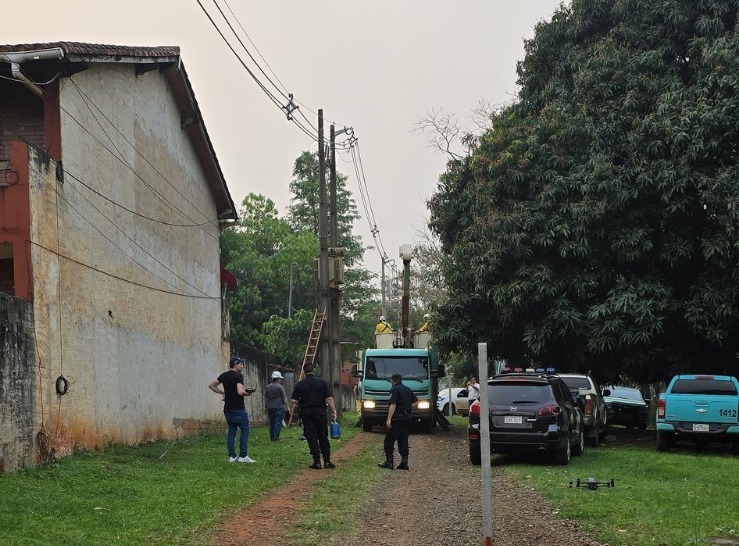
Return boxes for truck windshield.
[365,356,428,380]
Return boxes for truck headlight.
[363,400,376,409]
[417,401,431,410]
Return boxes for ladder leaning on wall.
[288,308,327,427]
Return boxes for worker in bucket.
[375,315,394,334]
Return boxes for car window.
[488,382,551,405]
[607,387,643,401]
[671,379,738,396]
[560,376,591,390]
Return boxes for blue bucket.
[330,420,341,440]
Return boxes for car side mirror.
[644,397,651,404]
[602,388,611,397]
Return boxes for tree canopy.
[428,0,739,383]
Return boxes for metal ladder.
[289,308,327,427]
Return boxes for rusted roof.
[0,42,237,223]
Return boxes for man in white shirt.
[467,376,480,405]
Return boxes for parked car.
[437,387,471,416]
[559,373,609,446]
[656,374,739,454]
[603,386,650,429]
[468,372,585,466]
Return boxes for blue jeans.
[224,409,250,458]
[268,407,285,440]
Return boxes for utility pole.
[329,124,352,415]
[318,110,333,394]
[381,258,386,317]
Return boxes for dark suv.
[468,373,585,466]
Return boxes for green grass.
[0,415,363,546]
[502,433,739,546]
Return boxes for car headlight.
[417,401,431,410]
[363,400,376,409]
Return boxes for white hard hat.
[271,370,283,379]
[379,315,386,321]
[424,314,430,319]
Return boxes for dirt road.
[212,423,606,546]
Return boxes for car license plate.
[504,416,523,424]
[692,423,709,432]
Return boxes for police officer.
[378,373,417,470]
[291,363,337,469]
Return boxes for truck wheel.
[572,429,585,456]
[585,430,600,447]
[732,442,739,456]
[470,445,482,465]
[656,431,672,452]
[362,419,373,432]
[555,435,572,465]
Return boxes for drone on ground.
[569,477,616,490]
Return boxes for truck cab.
[354,340,442,433]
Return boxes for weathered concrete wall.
[25,63,228,456]
[228,343,281,425]
[0,293,36,472]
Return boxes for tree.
[221,193,318,349]
[428,0,739,382]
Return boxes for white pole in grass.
[478,342,493,545]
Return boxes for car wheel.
[555,435,572,465]
[585,430,600,447]
[441,404,450,415]
[362,419,373,432]
[656,431,672,452]
[470,444,482,465]
[572,428,585,456]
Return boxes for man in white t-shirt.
[467,376,480,404]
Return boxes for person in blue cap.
[209,356,255,463]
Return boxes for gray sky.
[5,0,562,275]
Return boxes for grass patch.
[0,414,361,546]
[502,436,739,546]
[284,428,384,546]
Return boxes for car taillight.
[470,400,481,416]
[538,405,561,417]
[657,398,666,419]
[585,396,593,416]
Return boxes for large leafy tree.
[221,193,318,350]
[429,0,739,383]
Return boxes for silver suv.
[558,374,610,446]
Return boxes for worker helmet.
[271,370,283,379]
[379,315,386,321]
[424,314,430,319]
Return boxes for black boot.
[378,457,394,469]
[309,459,322,470]
[397,459,409,470]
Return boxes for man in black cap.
[209,356,255,463]
[291,363,337,469]
[378,373,417,470]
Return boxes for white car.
[437,387,471,416]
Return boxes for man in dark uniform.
[291,363,337,469]
[378,373,418,470]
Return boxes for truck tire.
[572,429,585,456]
[656,431,672,452]
[362,419,374,432]
[470,445,482,465]
[585,429,600,447]
[555,435,572,465]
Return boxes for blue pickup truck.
[656,374,739,454]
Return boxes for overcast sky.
[5,0,562,276]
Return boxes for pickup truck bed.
[656,374,739,454]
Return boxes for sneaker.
[238,456,256,463]
[229,457,238,463]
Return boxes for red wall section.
[0,141,32,300]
